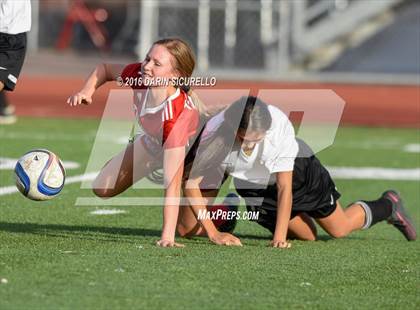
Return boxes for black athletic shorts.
[234,139,341,234]
[0,32,27,91]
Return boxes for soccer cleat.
[208,193,240,233]
[382,190,417,241]
[0,104,17,125]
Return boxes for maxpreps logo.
[197,209,259,221]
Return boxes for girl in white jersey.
[0,0,31,124]
[178,96,417,247]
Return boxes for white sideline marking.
[0,132,124,145]
[90,209,127,215]
[403,144,420,153]
[0,167,419,197]
[328,167,420,181]
[0,131,96,141]
[0,172,97,196]
[0,157,80,170]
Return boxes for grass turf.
[0,117,419,309]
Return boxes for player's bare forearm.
[272,171,293,247]
[183,180,218,238]
[159,147,185,244]
[158,182,185,248]
[161,196,180,242]
[82,63,124,95]
[273,187,292,240]
[67,63,125,106]
[184,178,242,246]
[161,168,183,242]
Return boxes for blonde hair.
[153,37,211,119]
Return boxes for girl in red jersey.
[67,38,223,247]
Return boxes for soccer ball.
[14,149,66,201]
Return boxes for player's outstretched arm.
[271,171,293,249]
[67,63,125,106]
[184,178,242,246]
[157,147,187,248]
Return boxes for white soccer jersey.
[0,0,31,34]
[202,105,298,185]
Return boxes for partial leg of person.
[287,213,317,241]
[316,191,416,240]
[0,32,27,124]
[315,201,366,238]
[234,178,317,241]
[382,190,417,240]
[92,135,156,197]
[0,83,17,124]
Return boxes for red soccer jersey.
[121,63,199,148]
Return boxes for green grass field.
[0,117,419,309]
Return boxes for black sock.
[363,197,393,226]
[0,92,7,109]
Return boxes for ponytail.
[187,88,213,120]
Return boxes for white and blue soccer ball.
[14,149,66,201]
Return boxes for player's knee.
[177,223,202,237]
[307,224,317,241]
[177,224,197,238]
[298,217,317,241]
[329,228,350,239]
[287,229,317,241]
[177,225,189,238]
[92,187,116,198]
[0,81,4,91]
[91,176,117,198]
[303,233,317,241]
[298,231,317,241]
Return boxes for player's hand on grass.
[156,239,185,248]
[67,92,93,106]
[210,232,242,246]
[270,240,291,249]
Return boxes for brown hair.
[153,37,211,119]
[186,96,272,179]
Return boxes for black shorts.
[0,32,27,91]
[234,141,341,234]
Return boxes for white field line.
[1,129,418,153]
[0,172,97,196]
[90,209,127,215]
[0,167,419,198]
[0,158,80,170]
[403,144,420,153]
[328,167,420,180]
[0,131,97,141]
